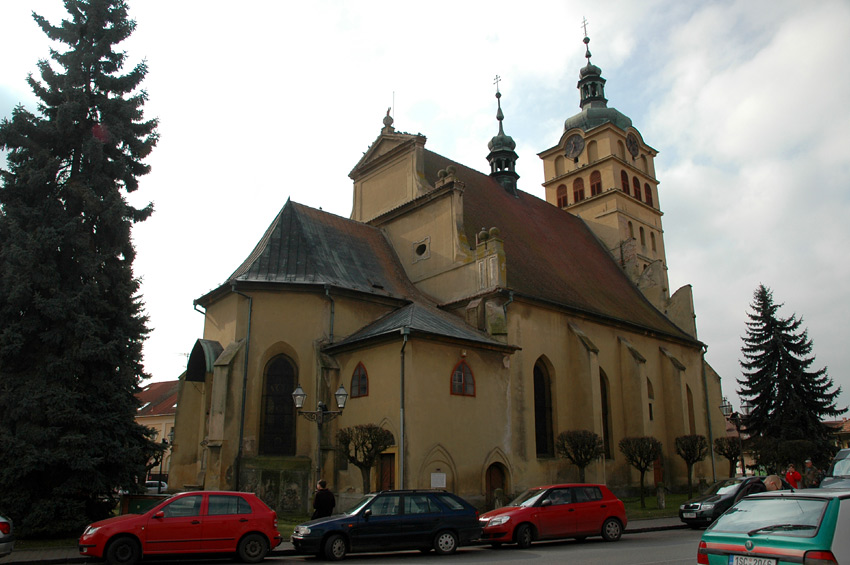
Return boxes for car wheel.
[433,530,458,555]
[601,517,623,542]
[237,533,269,563]
[324,534,347,561]
[515,524,533,549]
[105,536,141,565]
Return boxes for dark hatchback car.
[820,448,850,489]
[291,489,482,560]
[679,476,790,528]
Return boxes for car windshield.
[705,478,744,496]
[507,488,546,507]
[708,496,827,537]
[828,457,850,477]
[343,495,376,515]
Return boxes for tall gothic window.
[590,170,602,196]
[621,171,630,195]
[644,183,654,207]
[600,370,612,459]
[632,177,641,201]
[451,361,475,396]
[259,355,297,456]
[351,363,368,398]
[534,361,554,457]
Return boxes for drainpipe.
[502,290,514,319]
[324,285,335,343]
[399,327,409,489]
[701,344,717,482]
[232,287,253,490]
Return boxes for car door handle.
[191,520,201,525]
[239,518,249,522]
[600,504,607,508]
[568,508,575,512]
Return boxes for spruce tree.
[738,285,844,465]
[0,0,159,536]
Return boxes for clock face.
[626,133,639,158]
[565,133,585,159]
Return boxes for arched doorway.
[485,463,508,509]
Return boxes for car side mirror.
[364,509,372,520]
[153,511,165,519]
[540,499,551,507]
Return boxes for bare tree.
[555,430,604,483]
[337,425,395,494]
[713,437,742,478]
[618,436,663,508]
[675,435,709,497]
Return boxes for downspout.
[324,285,335,343]
[399,327,409,489]
[502,290,514,319]
[232,287,253,490]
[701,344,716,482]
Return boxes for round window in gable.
[412,237,430,263]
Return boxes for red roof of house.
[136,380,179,417]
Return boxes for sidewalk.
[0,518,687,564]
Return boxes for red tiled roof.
[423,150,697,343]
[136,380,179,417]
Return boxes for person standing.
[785,464,802,489]
[803,459,822,488]
[312,480,336,519]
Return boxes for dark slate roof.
[199,200,511,352]
[324,302,516,353]
[136,380,179,417]
[422,149,697,343]
[197,200,419,304]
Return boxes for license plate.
[729,556,777,565]
[683,512,696,518]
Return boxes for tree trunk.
[358,465,372,494]
[639,470,646,508]
[687,464,694,497]
[579,466,586,483]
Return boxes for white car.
[145,480,168,493]
[0,514,14,558]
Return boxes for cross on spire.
[581,16,589,37]
[493,74,501,94]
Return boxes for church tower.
[486,79,519,197]
[539,33,671,307]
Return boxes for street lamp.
[292,384,348,480]
[720,397,749,476]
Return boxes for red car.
[78,491,282,565]
[478,483,627,548]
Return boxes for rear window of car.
[709,496,828,537]
[573,486,603,502]
[208,495,252,516]
[433,493,466,511]
[404,494,442,514]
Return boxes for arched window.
[554,155,565,177]
[640,226,646,247]
[632,177,641,201]
[628,221,634,239]
[573,178,585,202]
[600,370,612,459]
[644,183,653,207]
[259,355,297,456]
[686,385,696,435]
[647,378,655,421]
[617,140,626,160]
[451,360,475,396]
[556,184,568,208]
[621,171,630,196]
[587,140,598,162]
[651,232,657,252]
[534,361,554,457]
[590,170,602,196]
[351,363,368,398]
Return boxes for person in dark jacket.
[312,480,336,519]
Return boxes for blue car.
[697,489,850,564]
[291,489,482,560]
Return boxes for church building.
[169,35,727,512]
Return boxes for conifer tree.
[738,285,844,464]
[0,0,159,536]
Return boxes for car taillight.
[0,523,9,535]
[697,541,709,565]
[804,550,838,565]
[272,511,278,527]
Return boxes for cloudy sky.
[2,0,849,414]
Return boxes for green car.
[697,490,849,564]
